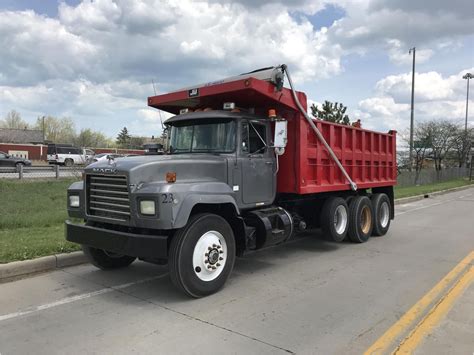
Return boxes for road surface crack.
[59,269,294,354]
[117,288,295,354]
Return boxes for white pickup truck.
[47,144,94,166]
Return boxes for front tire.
[169,213,236,298]
[348,196,374,243]
[64,159,73,167]
[82,246,136,269]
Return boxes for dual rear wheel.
[321,193,391,243]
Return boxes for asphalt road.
[1,188,473,354]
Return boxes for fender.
[131,181,239,229]
[171,182,240,229]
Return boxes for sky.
[0,0,473,140]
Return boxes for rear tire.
[15,162,24,172]
[371,193,391,236]
[348,196,373,243]
[82,246,136,269]
[64,159,73,167]
[320,197,349,242]
[169,213,236,298]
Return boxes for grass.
[0,226,80,263]
[394,178,473,199]
[0,177,472,263]
[0,179,81,263]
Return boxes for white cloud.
[357,68,474,132]
[385,39,433,66]
[130,108,173,136]
[326,0,473,65]
[0,10,97,86]
[375,68,472,103]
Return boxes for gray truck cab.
[166,110,276,209]
[65,110,291,297]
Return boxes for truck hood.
[85,154,228,185]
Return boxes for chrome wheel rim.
[334,205,348,235]
[380,201,390,228]
[192,231,227,282]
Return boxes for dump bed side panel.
[277,114,397,194]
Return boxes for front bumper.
[65,220,168,259]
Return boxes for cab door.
[240,120,275,205]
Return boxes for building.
[0,128,45,160]
[0,128,44,144]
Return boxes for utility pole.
[408,47,416,172]
[42,115,46,143]
[462,73,472,168]
[463,73,472,132]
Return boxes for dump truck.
[65,65,397,297]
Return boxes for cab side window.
[242,121,266,154]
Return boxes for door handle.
[265,161,273,165]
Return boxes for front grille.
[86,174,130,222]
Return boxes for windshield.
[169,119,236,154]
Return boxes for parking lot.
[0,188,473,354]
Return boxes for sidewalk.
[417,282,474,354]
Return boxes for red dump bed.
[148,77,397,195]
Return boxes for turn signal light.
[166,172,176,183]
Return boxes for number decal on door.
[161,193,174,204]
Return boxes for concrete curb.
[0,251,87,283]
[1,184,472,283]
[394,184,473,205]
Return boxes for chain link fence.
[397,167,471,187]
[0,165,84,180]
[2,164,471,187]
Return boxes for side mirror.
[273,120,287,155]
[5,154,10,158]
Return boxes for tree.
[116,127,131,148]
[402,125,430,184]
[34,116,76,143]
[311,101,350,125]
[423,120,457,171]
[0,110,29,129]
[451,127,473,167]
[74,128,109,148]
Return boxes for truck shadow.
[102,229,343,303]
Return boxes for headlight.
[69,195,80,208]
[140,200,156,215]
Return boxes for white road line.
[396,194,468,216]
[0,274,166,322]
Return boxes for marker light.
[268,109,277,118]
[166,172,177,183]
[140,200,156,215]
[69,195,80,208]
